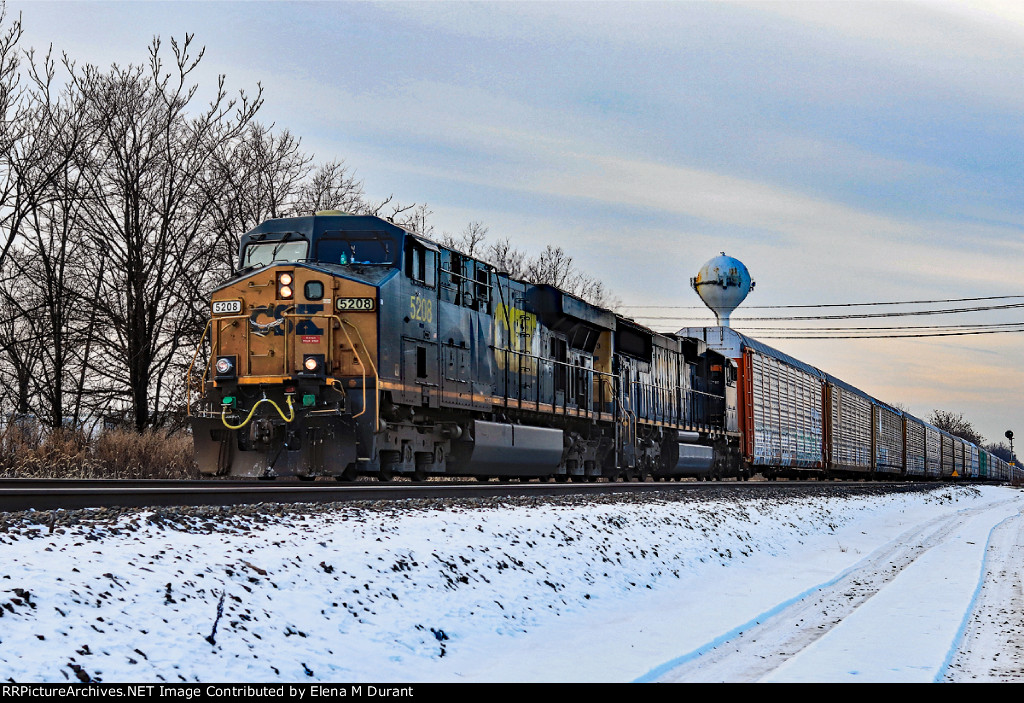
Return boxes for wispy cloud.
[11,0,1021,441]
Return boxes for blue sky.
[14,1,1023,444]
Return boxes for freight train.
[188,212,1018,483]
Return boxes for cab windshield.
[241,240,309,269]
[318,234,395,265]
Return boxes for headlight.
[278,272,294,299]
[214,355,237,379]
[300,354,326,378]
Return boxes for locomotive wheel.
[378,450,400,482]
[623,467,638,482]
[474,475,490,482]
[555,474,569,483]
[413,452,433,482]
[335,463,358,482]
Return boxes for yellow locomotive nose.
[191,247,381,478]
[202,264,380,387]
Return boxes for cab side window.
[406,240,436,288]
[475,265,491,310]
[440,251,462,304]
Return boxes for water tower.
[690,253,754,327]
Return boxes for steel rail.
[0,479,941,512]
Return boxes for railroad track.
[0,478,940,512]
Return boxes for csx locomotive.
[188,212,1017,483]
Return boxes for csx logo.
[494,303,536,338]
[249,304,324,337]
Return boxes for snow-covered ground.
[0,484,1020,683]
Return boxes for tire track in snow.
[644,499,1020,683]
[943,508,1024,682]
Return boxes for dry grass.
[0,423,198,479]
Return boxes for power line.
[632,301,1024,322]
[650,327,1024,340]
[645,319,1024,340]
[729,322,1024,332]
[746,328,1024,340]
[620,294,1024,310]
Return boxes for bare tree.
[441,221,489,257]
[0,252,44,418]
[294,159,365,216]
[2,48,100,430]
[0,6,28,270]
[206,122,310,277]
[573,274,620,310]
[359,193,417,225]
[392,201,433,235]
[485,236,527,278]
[436,222,617,308]
[0,16,633,441]
[986,442,1013,463]
[928,409,985,446]
[72,34,262,430]
[526,245,578,290]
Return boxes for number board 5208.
[212,300,242,315]
[336,297,376,312]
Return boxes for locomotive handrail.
[488,344,615,417]
[280,310,381,432]
[186,319,213,417]
[442,265,495,289]
[203,310,286,378]
[192,308,380,431]
[624,378,724,429]
[624,407,638,447]
[492,277,512,401]
[334,318,367,424]
[631,379,724,399]
[339,317,381,432]
[487,345,615,379]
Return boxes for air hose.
[221,394,296,430]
